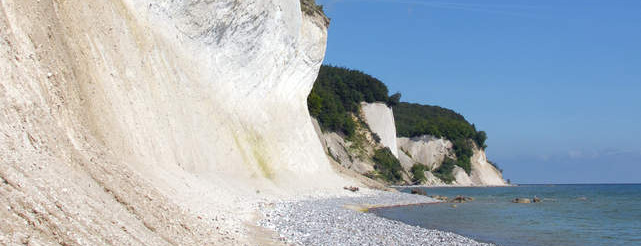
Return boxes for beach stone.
[410,188,427,196]
[512,198,531,203]
[450,195,473,203]
[259,191,494,246]
[430,195,448,201]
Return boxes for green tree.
[410,164,427,183]
[433,157,456,184]
[307,92,322,117]
[307,65,492,178]
[474,130,488,149]
[307,65,390,136]
[387,92,402,107]
[393,102,487,174]
[372,147,402,183]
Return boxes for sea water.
[372,184,641,246]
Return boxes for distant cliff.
[309,66,506,186]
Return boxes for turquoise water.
[372,184,641,246]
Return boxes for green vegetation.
[452,139,473,174]
[372,147,403,183]
[307,65,492,180]
[346,118,371,160]
[300,0,329,26]
[488,160,503,173]
[400,148,413,158]
[393,102,487,148]
[410,164,428,183]
[371,133,381,143]
[433,157,457,184]
[308,65,391,137]
[387,92,402,107]
[393,102,488,174]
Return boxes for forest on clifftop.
[307,65,488,178]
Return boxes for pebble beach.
[258,191,493,246]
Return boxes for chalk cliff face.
[469,148,506,186]
[1,0,347,244]
[314,102,506,186]
[397,136,506,186]
[361,102,399,157]
[397,136,454,171]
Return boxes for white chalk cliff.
[397,136,454,171]
[469,148,506,186]
[361,102,399,157]
[398,136,506,186]
[1,0,350,244]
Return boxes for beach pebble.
[259,191,494,246]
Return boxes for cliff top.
[301,0,330,26]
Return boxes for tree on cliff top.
[393,102,488,174]
[300,0,330,26]
[307,65,488,175]
[393,102,488,150]
[307,65,390,136]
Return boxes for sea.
[372,184,641,246]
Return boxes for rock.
[343,186,359,192]
[258,191,491,246]
[512,198,531,203]
[429,195,448,201]
[450,195,474,203]
[410,188,427,196]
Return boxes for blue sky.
[315,0,641,184]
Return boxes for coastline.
[257,190,494,246]
[391,184,517,189]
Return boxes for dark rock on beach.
[512,198,531,203]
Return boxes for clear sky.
[315,0,641,184]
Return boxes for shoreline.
[257,190,494,246]
[391,184,517,188]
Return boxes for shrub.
[387,92,401,107]
[434,157,456,184]
[371,133,381,143]
[488,160,503,173]
[400,148,413,158]
[453,139,473,174]
[372,147,402,183]
[474,130,488,149]
[410,164,427,183]
[364,171,376,179]
[300,0,329,26]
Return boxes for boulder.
[410,188,427,196]
[343,186,359,192]
[512,198,531,203]
[430,195,448,201]
[450,195,474,203]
